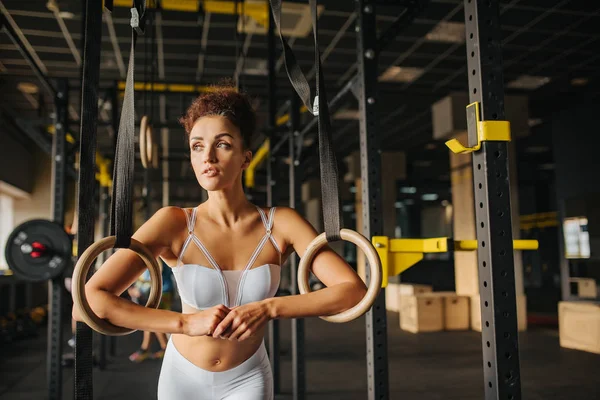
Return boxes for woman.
[72,86,367,399]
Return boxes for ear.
[241,150,253,169]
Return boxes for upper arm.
[276,207,364,289]
[84,206,186,296]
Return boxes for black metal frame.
[47,78,69,400]
[464,1,521,399]
[288,92,306,400]
[355,1,389,398]
[266,7,281,394]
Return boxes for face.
[189,115,252,192]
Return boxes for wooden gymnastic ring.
[72,236,162,336]
[139,115,154,169]
[297,228,382,323]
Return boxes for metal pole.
[463,1,521,399]
[289,92,305,400]
[266,4,280,394]
[48,77,68,400]
[355,1,388,399]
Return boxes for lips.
[203,167,218,177]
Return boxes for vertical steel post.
[355,1,388,399]
[266,5,280,394]
[463,1,521,399]
[48,77,68,400]
[75,0,103,398]
[289,92,305,400]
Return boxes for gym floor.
[1,312,598,400]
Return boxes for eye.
[191,143,202,152]
[217,141,231,149]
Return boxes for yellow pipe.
[113,0,269,25]
[117,81,226,93]
[454,239,539,251]
[244,138,269,188]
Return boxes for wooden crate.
[428,292,470,331]
[559,301,600,355]
[399,294,443,333]
[569,278,598,299]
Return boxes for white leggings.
[157,338,273,400]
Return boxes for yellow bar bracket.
[372,236,449,288]
[445,101,511,154]
[244,139,269,188]
[454,239,539,251]
[95,152,113,188]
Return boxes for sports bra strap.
[182,207,193,232]
[190,207,198,232]
[256,207,282,254]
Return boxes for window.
[0,181,29,272]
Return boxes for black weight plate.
[4,219,72,282]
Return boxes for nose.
[202,146,217,164]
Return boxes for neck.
[203,181,254,227]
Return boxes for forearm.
[266,282,366,320]
[74,289,185,335]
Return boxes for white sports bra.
[172,206,281,310]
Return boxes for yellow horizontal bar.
[373,235,540,288]
[117,81,226,93]
[113,0,267,23]
[454,239,539,251]
[389,238,449,253]
[520,211,558,222]
[521,220,558,230]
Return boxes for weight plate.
[4,219,72,282]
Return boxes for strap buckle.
[130,7,145,35]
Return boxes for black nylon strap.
[74,0,103,399]
[110,1,146,248]
[269,0,341,242]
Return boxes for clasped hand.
[185,301,271,342]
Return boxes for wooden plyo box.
[569,278,598,299]
[399,294,443,333]
[559,301,600,355]
[386,283,433,312]
[427,292,470,331]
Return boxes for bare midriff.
[171,302,266,372]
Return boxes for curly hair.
[179,85,256,149]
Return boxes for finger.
[213,313,235,338]
[238,329,253,342]
[217,304,231,313]
[227,322,248,341]
[219,313,244,339]
[215,309,229,320]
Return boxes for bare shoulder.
[150,206,188,232]
[270,206,305,225]
[270,206,319,242]
[132,206,188,243]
